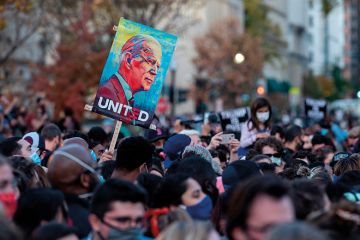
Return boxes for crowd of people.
[0,96,360,240]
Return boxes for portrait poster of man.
[92,18,177,128]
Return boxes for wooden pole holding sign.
[108,120,122,153]
[84,104,122,154]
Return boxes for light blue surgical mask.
[344,192,360,203]
[271,156,282,166]
[30,152,41,165]
[90,150,97,162]
[256,111,270,123]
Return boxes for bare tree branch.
[0,1,45,66]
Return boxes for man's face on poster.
[128,40,162,91]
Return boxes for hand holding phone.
[221,134,235,144]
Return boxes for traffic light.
[256,79,266,96]
[256,85,265,95]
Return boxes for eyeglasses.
[139,49,160,70]
[115,216,144,225]
[103,216,145,228]
[264,153,282,158]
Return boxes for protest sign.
[92,18,177,129]
[218,107,249,132]
[304,98,327,120]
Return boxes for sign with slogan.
[304,98,327,120]
[92,18,177,129]
[218,107,250,132]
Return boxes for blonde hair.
[156,221,216,240]
[157,209,191,234]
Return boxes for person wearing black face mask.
[48,144,103,239]
[88,179,150,240]
[283,125,303,165]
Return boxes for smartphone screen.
[221,134,235,144]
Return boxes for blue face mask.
[30,152,41,165]
[271,156,282,166]
[344,192,360,203]
[321,129,329,136]
[98,175,105,184]
[332,175,338,183]
[186,195,213,220]
[90,150,97,162]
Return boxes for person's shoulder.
[283,147,294,155]
[242,120,253,129]
[97,77,119,95]
[98,79,112,91]
[100,75,117,88]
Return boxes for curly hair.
[254,136,284,155]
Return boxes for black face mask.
[296,140,304,151]
[299,148,311,154]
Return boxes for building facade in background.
[308,0,344,75]
[168,0,244,114]
[1,0,350,115]
[344,0,360,87]
[263,0,344,109]
[172,0,347,114]
[263,0,309,108]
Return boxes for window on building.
[308,34,313,44]
[309,0,313,8]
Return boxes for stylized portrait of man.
[97,34,162,106]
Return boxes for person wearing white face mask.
[239,98,272,157]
